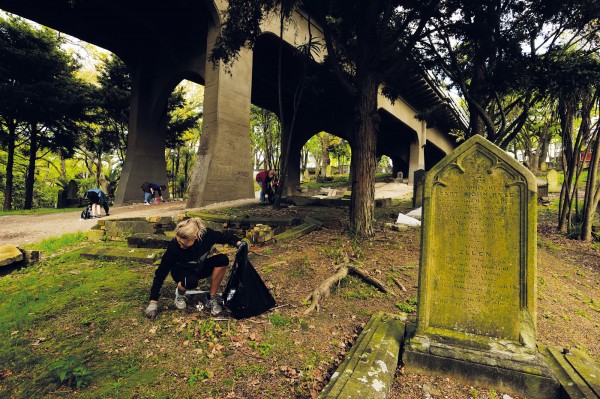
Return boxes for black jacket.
[149,228,239,301]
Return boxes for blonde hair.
[175,218,206,240]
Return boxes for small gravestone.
[66,179,79,198]
[403,135,558,399]
[395,171,403,182]
[547,169,561,193]
[540,161,548,172]
[412,169,426,208]
[56,189,68,208]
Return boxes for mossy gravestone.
[403,136,558,398]
[547,169,561,193]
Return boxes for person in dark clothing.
[255,169,275,205]
[84,188,109,218]
[144,218,242,319]
[141,182,167,205]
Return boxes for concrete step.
[80,246,164,264]
[273,221,321,243]
[186,211,302,227]
[543,346,600,398]
[319,312,406,399]
[127,233,173,249]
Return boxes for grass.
[299,172,394,189]
[23,231,87,251]
[0,240,154,399]
[0,207,79,217]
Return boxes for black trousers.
[171,253,229,289]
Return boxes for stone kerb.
[403,135,558,398]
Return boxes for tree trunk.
[581,116,600,241]
[2,121,16,211]
[319,133,330,177]
[558,99,576,231]
[349,75,378,238]
[24,123,38,210]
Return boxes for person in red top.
[255,169,275,205]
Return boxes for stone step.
[127,233,173,249]
[288,195,391,208]
[80,246,164,264]
[543,346,600,398]
[273,221,321,243]
[186,212,301,227]
[97,217,176,241]
[319,312,406,399]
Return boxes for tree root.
[391,277,407,292]
[303,264,396,314]
[303,265,349,314]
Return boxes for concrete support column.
[187,28,254,207]
[408,121,426,184]
[114,64,171,205]
[285,144,302,196]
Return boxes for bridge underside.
[0,1,460,206]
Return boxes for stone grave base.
[403,327,560,399]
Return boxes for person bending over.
[255,169,275,205]
[141,182,167,205]
[144,218,241,319]
[84,188,110,218]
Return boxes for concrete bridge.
[0,0,465,206]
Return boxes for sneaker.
[144,202,150,206]
[174,287,187,309]
[206,296,222,315]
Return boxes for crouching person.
[144,217,241,319]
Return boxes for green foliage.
[188,368,210,387]
[268,314,292,328]
[395,297,418,313]
[48,354,93,388]
[248,341,274,357]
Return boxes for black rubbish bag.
[223,242,275,319]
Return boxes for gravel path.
[0,181,413,247]
[0,198,257,247]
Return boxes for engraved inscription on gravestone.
[418,135,537,342]
[405,136,557,399]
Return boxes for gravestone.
[395,171,403,182]
[56,189,68,208]
[412,169,426,208]
[547,169,561,193]
[403,135,558,398]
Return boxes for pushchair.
[80,204,93,220]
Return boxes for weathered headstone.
[66,179,79,198]
[56,189,68,208]
[403,135,558,398]
[395,171,403,182]
[540,161,548,172]
[412,169,426,208]
[547,169,561,193]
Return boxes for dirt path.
[0,199,255,247]
[0,181,413,247]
